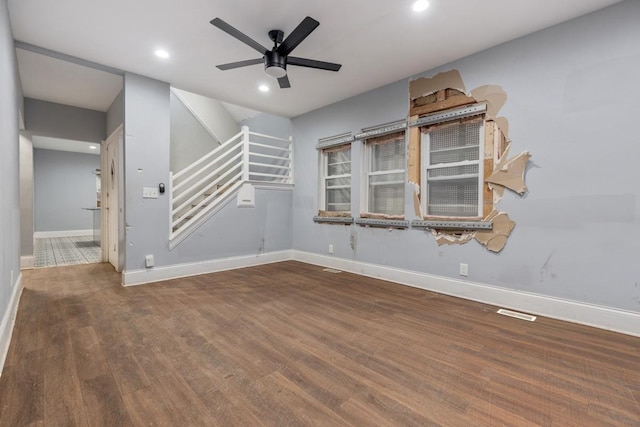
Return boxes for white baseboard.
[293,251,640,337]
[20,256,34,270]
[118,248,639,337]
[0,272,24,376]
[122,250,295,287]
[34,229,92,238]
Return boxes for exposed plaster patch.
[409,69,466,100]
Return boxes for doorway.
[102,125,122,272]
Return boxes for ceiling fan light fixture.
[264,51,287,78]
[265,65,287,79]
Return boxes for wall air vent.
[497,309,537,322]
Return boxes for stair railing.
[169,126,293,241]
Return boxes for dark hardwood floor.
[0,261,638,426]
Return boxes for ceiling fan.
[210,16,342,88]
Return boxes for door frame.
[101,124,123,272]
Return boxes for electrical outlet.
[145,254,154,268]
[328,244,334,254]
[459,263,468,277]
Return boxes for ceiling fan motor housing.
[264,50,287,78]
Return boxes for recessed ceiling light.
[155,49,170,59]
[259,84,270,92]
[89,145,97,150]
[412,0,430,12]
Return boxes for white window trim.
[318,144,352,213]
[361,133,406,216]
[420,119,485,218]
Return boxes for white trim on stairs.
[0,272,23,376]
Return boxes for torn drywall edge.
[486,151,532,195]
[495,117,510,139]
[474,211,516,253]
[411,182,423,218]
[409,69,466,100]
[317,210,352,218]
[432,230,474,246]
[485,235,509,253]
[360,212,405,220]
[470,85,507,120]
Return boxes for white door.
[104,128,121,271]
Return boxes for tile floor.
[34,235,102,268]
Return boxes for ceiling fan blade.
[216,58,264,70]
[276,16,319,56]
[278,75,291,88]
[288,56,342,72]
[210,18,268,55]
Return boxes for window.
[420,117,484,217]
[364,131,405,216]
[320,144,351,213]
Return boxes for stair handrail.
[170,125,294,242]
[173,129,243,182]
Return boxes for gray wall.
[123,73,172,271]
[24,98,106,142]
[106,89,123,137]
[19,132,34,256]
[33,149,100,232]
[173,88,239,144]
[0,0,22,348]
[170,90,221,173]
[291,1,640,313]
[240,112,293,138]
[123,73,293,271]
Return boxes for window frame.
[361,130,406,217]
[319,143,352,214]
[420,117,485,219]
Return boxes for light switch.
[143,187,159,198]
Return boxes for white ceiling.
[16,49,123,112]
[32,136,100,155]
[9,0,622,118]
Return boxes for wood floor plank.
[0,350,44,426]
[43,348,90,426]
[0,261,638,426]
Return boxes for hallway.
[34,235,101,268]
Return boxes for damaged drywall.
[486,148,532,195]
[409,69,467,99]
[409,70,531,253]
[474,211,516,253]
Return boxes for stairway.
[169,126,293,246]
